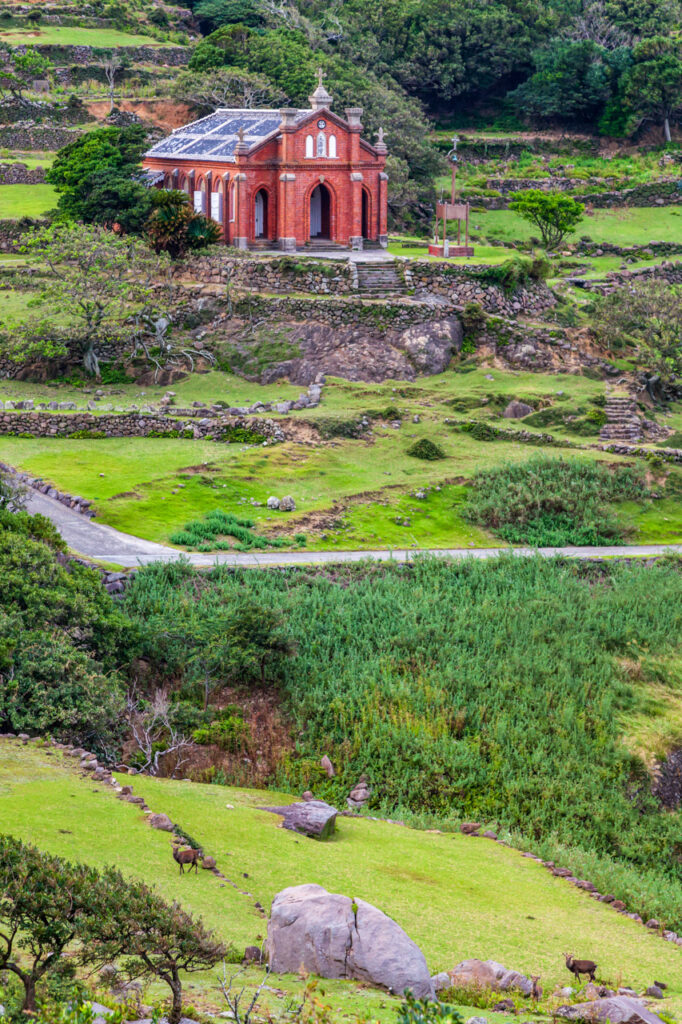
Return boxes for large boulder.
[448,959,533,996]
[503,400,533,419]
[266,883,434,998]
[396,318,463,375]
[260,800,337,840]
[556,997,665,1024]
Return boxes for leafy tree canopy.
[509,189,584,249]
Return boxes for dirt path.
[24,487,682,567]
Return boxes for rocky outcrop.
[556,997,666,1024]
[260,800,338,840]
[503,400,533,419]
[266,883,434,998]
[447,959,534,996]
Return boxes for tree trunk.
[168,972,183,1024]
[83,340,100,379]
[664,117,671,143]
[22,974,37,1013]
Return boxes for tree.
[12,224,165,377]
[0,46,51,103]
[0,837,104,1013]
[508,39,613,123]
[83,870,227,1024]
[620,37,682,142]
[146,189,220,259]
[47,124,153,232]
[509,190,584,249]
[172,66,285,113]
[591,279,682,397]
[95,48,131,113]
[194,0,264,31]
[125,690,191,775]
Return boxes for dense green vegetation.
[464,455,645,545]
[121,553,682,926]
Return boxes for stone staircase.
[599,395,643,441]
[355,260,404,295]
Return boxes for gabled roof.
[145,108,308,163]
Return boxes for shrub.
[315,417,367,440]
[407,438,446,460]
[169,509,287,551]
[464,455,646,545]
[68,430,107,439]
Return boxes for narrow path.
[24,488,682,567]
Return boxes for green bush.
[68,430,107,439]
[192,708,249,751]
[406,438,446,460]
[464,455,645,545]
[169,509,287,551]
[315,417,367,440]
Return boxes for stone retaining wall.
[404,262,556,316]
[178,254,356,295]
[0,410,286,443]
[0,163,46,185]
[233,293,438,328]
[20,43,189,66]
[0,125,82,150]
[572,260,682,293]
[0,218,49,253]
[471,180,682,210]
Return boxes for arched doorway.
[310,183,331,240]
[254,189,268,239]
[361,188,370,239]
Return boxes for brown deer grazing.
[172,844,200,875]
[564,953,597,984]
[531,976,543,1002]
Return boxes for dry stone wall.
[0,163,46,184]
[0,124,82,150]
[572,260,682,294]
[404,262,556,316]
[178,254,356,295]
[0,410,286,442]
[472,180,682,210]
[22,43,190,66]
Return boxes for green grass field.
[472,206,682,246]
[0,184,57,218]
[1,741,681,1022]
[0,25,171,46]
[2,368,680,549]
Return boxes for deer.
[564,953,597,984]
[531,976,543,1002]
[172,843,200,875]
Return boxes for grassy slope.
[0,25,172,46]
[472,207,682,246]
[1,741,681,1020]
[0,184,57,218]
[1,368,680,548]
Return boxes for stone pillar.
[278,172,297,251]
[233,172,248,249]
[349,171,364,250]
[378,171,389,247]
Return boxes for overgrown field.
[123,556,682,929]
[1,742,681,1021]
[2,370,681,550]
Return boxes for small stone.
[201,855,217,870]
[266,496,280,510]
[645,918,660,929]
[279,495,296,512]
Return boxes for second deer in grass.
[172,843,200,875]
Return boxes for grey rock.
[466,1018,489,1024]
[646,987,664,1000]
[448,960,533,997]
[503,400,533,419]
[320,754,335,778]
[279,495,296,512]
[396,318,463,374]
[432,972,452,991]
[556,997,666,1024]
[275,401,293,414]
[261,800,338,840]
[266,496,280,510]
[266,883,434,998]
[149,813,174,832]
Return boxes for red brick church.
[142,72,388,251]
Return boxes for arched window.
[328,134,337,158]
[305,134,314,158]
[211,181,223,224]
[316,132,326,157]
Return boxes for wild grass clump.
[169,509,287,551]
[407,438,446,460]
[464,455,645,545]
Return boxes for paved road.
[24,487,682,567]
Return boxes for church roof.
[145,108,311,163]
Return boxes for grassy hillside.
[1,740,681,1021]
